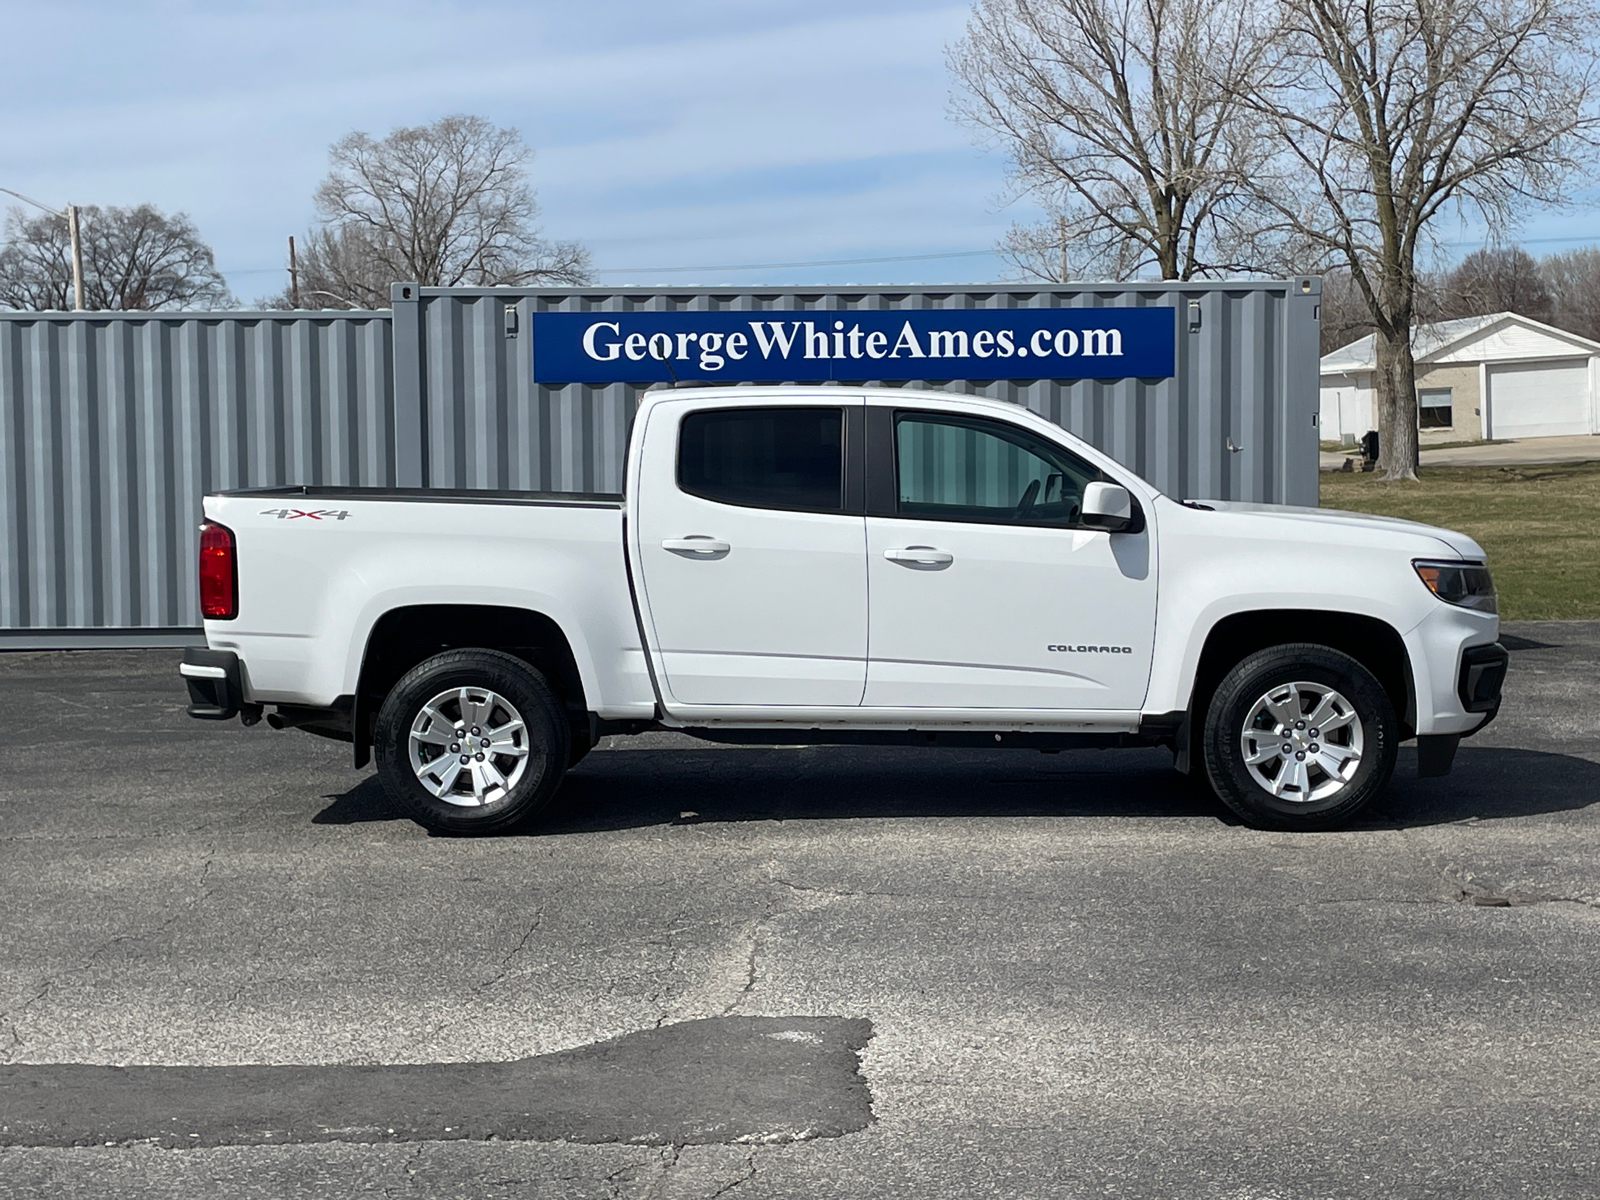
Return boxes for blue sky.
[0,0,1021,300]
[2,0,1594,303]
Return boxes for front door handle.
[662,537,731,556]
[883,545,953,567]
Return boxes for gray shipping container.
[0,278,1320,646]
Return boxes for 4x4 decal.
[259,508,351,521]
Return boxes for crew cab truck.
[180,386,1508,833]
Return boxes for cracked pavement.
[1,622,1598,1197]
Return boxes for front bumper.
[180,648,244,719]
[1414,640,1508,778]
[1403,600,1504,736]
[1459,641,1509,717]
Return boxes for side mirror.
[1081,481,1135,533]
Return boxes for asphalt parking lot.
[2,623,1599,1199]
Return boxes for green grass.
[1320,461,1600,619]
[1319,439,1510,453]
[1416,438,1513,453]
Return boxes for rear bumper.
[180,648,243,719]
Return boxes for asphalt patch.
[0,1016,873,1149]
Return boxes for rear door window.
[678,407,844,512]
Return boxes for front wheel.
[1202,644,1397,831]
[374,649,569,835]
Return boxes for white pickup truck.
[181,385,1507,833]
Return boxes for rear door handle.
[883,545,953,567]
[662,537,730,556]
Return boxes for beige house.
[1319,312,1600,444]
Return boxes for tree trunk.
[1373,320,1419,482]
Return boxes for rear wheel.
[374,649,569,834]
[1202,644,1397,830]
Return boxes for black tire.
[1201,643,1397,831]
[374,649,569,835]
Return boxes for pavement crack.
[720,929,764,1016]
[1311,897,1446,906]
[1432,858,1540,907]
[714,865,885,1019]
[705,1150,758,1198]
[474,906,545,992]
[647,910,690,1029]
[1,855,228,1057]
[720,904,776,1018]
[1420,853,1600,909]
[771,876,911,900]
[382,1142,428,1197]
[0,983,50,1065]
[604,1156,652,1199]
[640,1143,683,1200]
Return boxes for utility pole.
[288,235,300,308]
[67,205,85,311]
[0,187,86,310]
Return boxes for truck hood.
[1192,500,1486,560]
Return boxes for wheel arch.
[1181,610,1416,764]
[353,604,589,768]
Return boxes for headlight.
[1413,559,1497,614]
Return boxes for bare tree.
[1438,246,1553,320]
[0,203,233,311]
[1539,245,1600,341]
[1247,0,1599,480]
[264,114,591,308]
[258,225,397,310]
[1320,267,1377,354]
[950,0,1273,281]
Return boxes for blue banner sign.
[530,307,1175,383]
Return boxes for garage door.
[1486,358,1593,439]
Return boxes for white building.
[1319,312,1600,443]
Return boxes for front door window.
[894,412,1099,527]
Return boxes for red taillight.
[198,522,237,620]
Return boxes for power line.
[2,187,86,310]
[222,233,1600,282]
[1440,233,1600,247]
[591,248,998,275]
[217,248,1004,279]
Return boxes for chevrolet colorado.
[180,386,1507,833]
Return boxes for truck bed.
[201,487,653,717]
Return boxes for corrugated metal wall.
[0,312,392,643]
[399,281,1320,506]
[0,280,1318,644]
[393,288,637,494]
